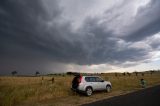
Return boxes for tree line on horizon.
[11,70,40,76]
[10,69,160,76]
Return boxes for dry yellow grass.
[0,72,160,106]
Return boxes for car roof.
[82,76,100,77]
[73,74,101,78]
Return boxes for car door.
[95,77,106,90]
[86,77,98,90]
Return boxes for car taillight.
[78,76,82,84]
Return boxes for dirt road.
[82,85,160,106]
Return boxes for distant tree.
[123,72,126,76]
[35,71,40,76]
[141,73,144,76]
[11,71,17,76]
[135,71,138,76]
[150,70,154,75]
[66,72,80,76]
[66,72,73,75]
[127,72,131,76]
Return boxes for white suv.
[71,75,112,96]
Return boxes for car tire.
[106,85,111,92]
[86,87,93,96]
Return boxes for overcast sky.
[0,0,160,75]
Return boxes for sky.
[0,0,160,75]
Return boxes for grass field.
[0,72,160,106]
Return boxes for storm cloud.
[0,0,160,74]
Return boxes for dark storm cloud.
[0,0,49,55]
[123,0,160,41]
[125,19,160,41]
[0,0,160,74]
[0,0,64,74]
[77,17,150,65]
[0,0,76,60]
[0,0,90,74]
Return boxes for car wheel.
[86,87,93,96]
[106,85,111,92]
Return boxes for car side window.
[85,77,96,82]
[85,77,90,82]
[89,77,96,82]
[95,77,103,82]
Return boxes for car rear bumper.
[71,88,86,94]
